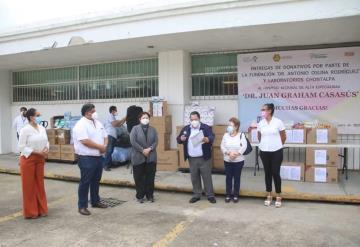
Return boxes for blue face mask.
[35,116,42,125]
[226,125,234,134]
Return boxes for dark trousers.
[133,162,156,199]
[260,149,283,194]
[103,135,116,168]
[224,161,244,197]
[78,155,103,209]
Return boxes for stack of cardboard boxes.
[46,128,76,162]
[150,101,179,171]
[305,127,339,183]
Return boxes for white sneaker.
[275,197,282,208]
[264,196,272,206]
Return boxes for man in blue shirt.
[103,106,126,171]
[177,111,216,204]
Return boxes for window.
[191,53,238,98]
[12,58,158,102]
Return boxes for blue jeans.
[78,155,104,209]
[103,135,116,168]
[224,161,244,197]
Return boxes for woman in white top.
[221,117,247,203]
[18,108,49,219]
[257,103,286,208]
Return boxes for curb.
[1,167,359,204]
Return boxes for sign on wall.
[237,47,360,134]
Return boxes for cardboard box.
[178,145,189,169]
[150,101,168,117]
[48,138,58,145]
[305,166,338,183]
[57,129,71,145]
[213,134,224,147]
[46,129,57,138]
[157,163,178,172]
[285,128,306,144]
[280,162,305,181]
[306,127,337,144]
[60,144,76,161]
[211,125,227,135]
[48,145,60,160]
[212,147,224,170]
[158,133,171,151]
[151,116,172,134]
[306,147,340,167]
[157,149,179,166]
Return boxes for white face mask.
[141,118,149,125]
[91,112,98,120]
[191,120,200,128]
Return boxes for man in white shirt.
[13,107,28,140]
[73,103,109,216]
[103,106,126,171]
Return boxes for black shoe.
[147,197,155,203]
[225,197,231,203]
[78,208,91,216]
[189,197,201,203]
[208,197,217,204]
[137,198,145,204]
[104,167,111,171]
[92,202,108,208]
[233,197,239,203]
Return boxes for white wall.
[0,70,12,154]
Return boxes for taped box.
[212,125,226,147]
[47,129,58,145]
[157,133,171,151]
[57,129,71,145]
[212,147,223,171]
[150,101,168,117]
[157,149,179,166]
[305,147,340,167]
[305,165,338,183]
[178,145,189,169]
[306,127,337,144]
[151,116,172,134]
[60,144,77,162]
[280,162,305,181]
[47,145,60,160]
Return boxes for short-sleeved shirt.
[257,116,285,152]
[104,113,117,139]
[73,117,107,156]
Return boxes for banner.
[237,47,360,134]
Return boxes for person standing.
[257,103,286,208]
[18,108,49,219]
[13,107,28,140]
[177,111,216,204]
[220,117,247,203]
[129,112,158,203]
[73,104,109,216]
[103,106,126,171]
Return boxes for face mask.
[113,112,118,116]
[226,125,234,134]
[91,112,98,120]
[141,118,149,125]
[191,120,200,128]
[261,111,269,118]
[35,116,42,125]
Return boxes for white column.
[0,70,12,154]
[158,50,191,148]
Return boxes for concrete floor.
[0,154,359,203]
[0,173,359,247]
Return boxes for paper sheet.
[251,129,259,142]
[285,130,293,143]
[314,167,327,182]
[190,130,204,147]
[292,129,304,143]
[316,129,328,143]
[314,149,327,165]
[280,166,301,181]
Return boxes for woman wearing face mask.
[220,117,247,203]
[257,103,286,208]
[18,108,49,219]
[129,112,158,203]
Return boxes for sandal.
[275,197,282,208]
[264,196,272,206]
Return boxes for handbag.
[240,132,253,155]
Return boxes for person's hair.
[25,108,37,122]
[190,111,200,119]
[81,103,95,116]
[20,107,27,112]
[229,117,240,131]
[264,103,275,116]
[139,112,151,119]
[109,106,117,113]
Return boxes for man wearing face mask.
[73,104,109,216]
[13,107,28,141]
[177,111,216,204]
[103,106,126,171]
